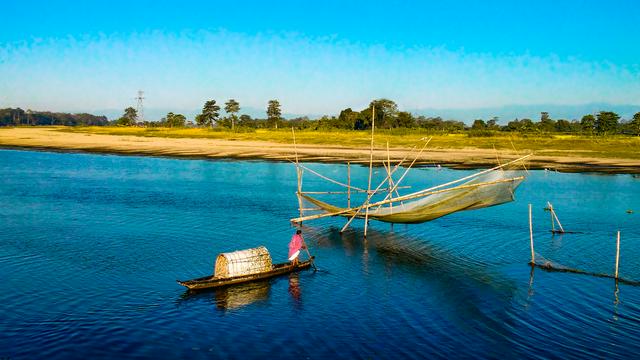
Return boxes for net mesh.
[302,170,524,224]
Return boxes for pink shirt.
[288,234,303,258]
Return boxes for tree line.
[118,98,640,136]
[0,108,108,126]
[3,98,640,136]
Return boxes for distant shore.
[1,127,640,173]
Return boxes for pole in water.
[364,105,375,238]
[529,203,535,265]
[550,203,565,233]
[548,202,555,232]
[615,230,621,279]
[347,162,351,209]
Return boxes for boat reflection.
[178,273,307,311]
[178,280,272,311]
[214,281,271,310]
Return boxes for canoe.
[177,258,314,291]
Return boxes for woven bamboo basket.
[214,246,273,278]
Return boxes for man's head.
[296,229,302,235]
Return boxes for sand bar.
[1,127,640,173]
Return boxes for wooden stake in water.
[548,202,565,233]
[529,203,535,265]
[364,105,375,238]
[615,231,621,279]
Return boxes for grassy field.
[60,126,640,160]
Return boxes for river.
[1,149,639,359]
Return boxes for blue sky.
[1,0,639,121]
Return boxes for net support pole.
[292,127,303,224]
[364,105,375,238]
[347,162,351,209]
[615,231,621,279]
[529,203,535,265]
[386,141,392,213]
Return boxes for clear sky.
[1,0,639,120]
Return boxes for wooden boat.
[177,258,314,291]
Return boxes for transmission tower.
[135,90,145,123]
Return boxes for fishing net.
[301,170,524,224]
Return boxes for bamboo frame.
[294,163,367,192]
[378,137,432,206]
[339,142,422,232]
[407,154,532,199]
[301,187,409,195]
[292,176,524,223]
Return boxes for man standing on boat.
[288,229,306,266]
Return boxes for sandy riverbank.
[1,127,640,173]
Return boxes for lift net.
[301,170,524,224]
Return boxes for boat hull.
[177,258,314,290]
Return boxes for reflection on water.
[288,273,302,308]
[215,281,271,310]
[178,273,307,312]
[179,280,272,311]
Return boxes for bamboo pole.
[407,153,532,199]
[364,106,375,238]
[340,140,428,232]
[529,203,535,265]
[548,202,555,232]
[292,127,304,222]
[378,137,432,205]
[301,187,410,195]
[387,141,392,213]
[615,231,621,279]
[292,176,524,223]
[551,205,565,233]
[294,163,367,192]
[347,162,351,209]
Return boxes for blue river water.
[1,149,639,359]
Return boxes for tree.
[580,114,595,135]
[116,107,137,126]
[266,100,281,129]
[338,108,359,129]
[538,112,555,133]
[224,99,240,130]
[487,117,500,130]
[555,119,572,133]
[471,119,486,130]
[370,99,398,128]
[165,112,186,128]
[238,114,253,127]
[396,111,415,128]
[595,111,620,135]
[629,112,640,136]
[197,100,220,128]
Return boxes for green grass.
[58,126,640,160]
